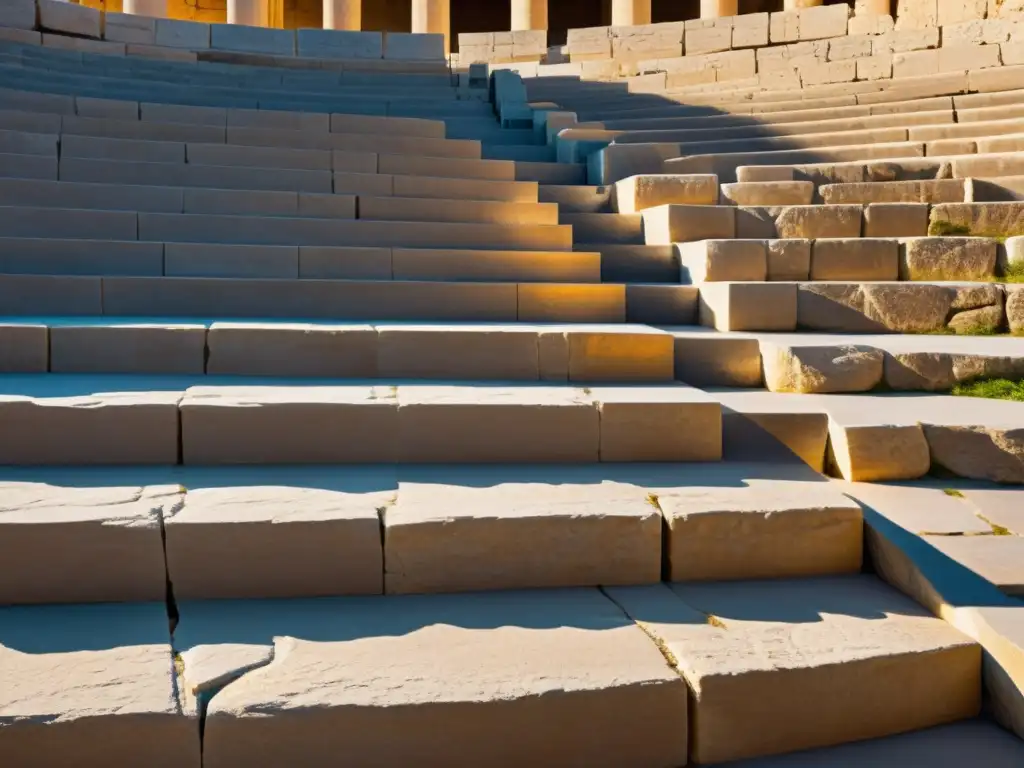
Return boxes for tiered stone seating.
[1,3,1023,767]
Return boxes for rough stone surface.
[614,174,719,213]
[797,283,956,333]
[766,239,811,281]
[925,424,1024,484]
[181,590,691,768]
[0,603,199,767]
[900,237,998,281]
[607,576,980,765]
[762,342,884,394]
[1008,286,1024,333]
[811,238,899,281]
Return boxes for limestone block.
[518,283,625,322]
[0,0,35,30]
[800,4,850,40]
[393,248,597,283]
[661,484,863,581]
[677,239,768,283]
[0,603,200,765]
[798,283,957,333]
[801,60,858,86]
[811,238,899,281]
[396,385,599,463]
[190,590,689,767]
[608,576,979,764]
[297,29,382,59]
[943,18,1018,46]
[896,0,938,28]
[377,326,539,380]
[733,14,769,48]
[777,205,863,239]
[719,181,814,206]
[699,282,798,331]
[384,468,661,594]
[925,424,1024,484]
[738,166,795,183]
[924,536,1024,596]
[685,26,731,56]
[831,420,932,482]
[1008,286,1024,333]
[210,25,295,56]
[49,324,207,375]
[0,480,175,604]
[770,10,800,43]
[181,385,397,465]
[103,12,156,45]
[827,34,873,61]
[566,329,674,382]
[596,386,722,462]
[0,382,181,465]
[900,237,998,281]
[164,243,297,279]
[822,180,966,205]
[642,204,736,244]
[766,239,811,281]
[948,304,1005,334]
[613,174,719,213]
[360,197,556,226]
[762,342,884,394]
[671,330,761,388]
[0,324,46,373]
[938,0,990,25]
[385,32,445,60]
[626,284,699,324]
[0,274,101,316]
[848,13,895,36]
[864,203,929,237]
[207,323,378,378]
[858,53,893,80]
[165,469,388,599]
[155,18,210,49]
[38,0,100,38]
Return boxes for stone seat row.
[2,577,997,767]
[0,461,866,604]
[0,321,674,381]
[0,374,721,466]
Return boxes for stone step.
[561,211,644,244]
[0,238,599,283]
[0,205,573,251]
[538,183,612,212]
[819,179,968,205]
[593,243,679,283]
[482,143,556,162]
[359,196,559,226]
[515,160,587,184]
[0,321,672,379]
[719,180,815,206]
[0,375,722,465]
[613,173,719,213]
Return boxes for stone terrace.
[0,2,1023,766]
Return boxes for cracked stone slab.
[658,475,863,581]
[164,467,394,599]
[725,719,1024,766]
[841,482,993,535]
[963,487,1024,535]
[0,374,186,464]
[175,589,689,768]
[0,472,177,604]
[396,384,600,462]
[0,602,199,767]
[607,575,980,764]
[180,383,398,464]
[384,465,661,594]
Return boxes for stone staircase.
[1,4,1023,767]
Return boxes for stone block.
[566,329,674,382]
[0,479,176,604]
[377,326,539,380]
[828,34,873,61]
[924,422,1024,484]
[181,385,397,464]
[864,203,929,237]
[102,12,156,45]
[777,205,863,239]
[699,282,798,332]
[0,603,199,765]
[165,243,297,279]
[210,24,295,56]
[608,577,979,764]
[0,324,47,373]
[613,174,719,213]
[396,385,599,463]
[800,4,850,40]
[661,483,863,581]
[38,0,100,38]
[677,239,768,283]
[767,238,811,281]
[770,10,800,43]
[685,26,731,56]
[385,32,444,60]
[642,204,736,244]
[811,238,899,281]
[49,323,207,375]
[155,19,211,49]
[207,323,378,378]
[801,60,857,86]
[165,469,388,599]
[0,238,162,278]
[595,386,722,462]
[719,181,814,206]
[762,342,884,394]
[626,284,698,324]
[733,15,769,49]
[0,0,35,30]
[858,53,893,80]
[296,29,382,59]
[924,536,1024,597]
[517,283,625,322]
[900,237,998,281]
[384,467,661,593]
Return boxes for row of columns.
[122,0,893,33]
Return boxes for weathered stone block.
[762,342,884,393]
[811,238,899,281]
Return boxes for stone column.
[611,0,652,26]
[227,0,268,26]
[700,0,738,18]
[511,0,547,30]
[324,0,360,30]
[412,0,451,53]
[783,0,823,8]
[122,0,167,16]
